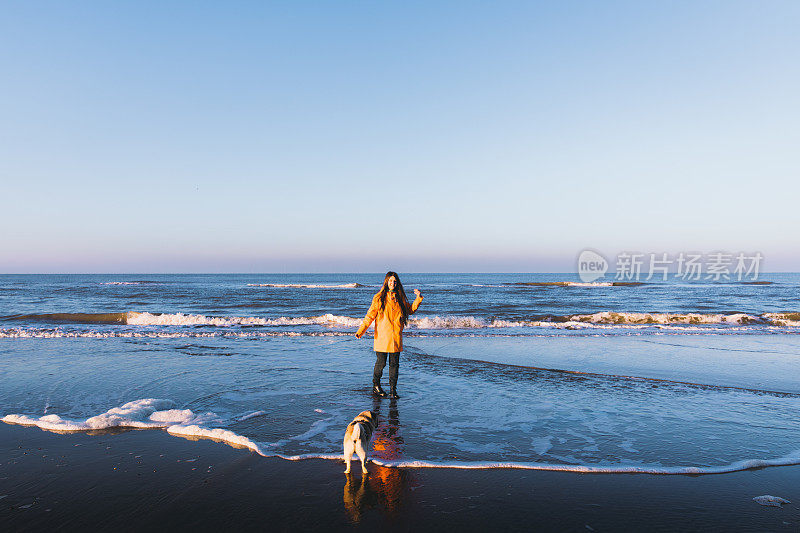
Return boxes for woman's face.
[387,276,397,290]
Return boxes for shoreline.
[1,424,798,531]
[5,408,800,477]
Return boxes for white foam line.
[2,328,799,339]
[366,454,800,474]
[9,311,800,330]
[273,452,343,461]
[166,425,265,454]
[236,410,267,422]
[255,451,800,476]
[6,405,799,476]
[1,399,220,432]
[125,311,364,327]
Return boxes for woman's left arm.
[409,289,424,314]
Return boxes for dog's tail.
[350,422,362,442]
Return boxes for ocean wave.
[0,328,328,338]
[3,327,798,339]
[1,312,363,327]
[496,281,774,287]
[507,281,645,287]
[247,283,363,288]
[100,281,162,286]
[570,311,800,327]
[568,312,760,325]
[469,282,618,287]
[762,312,800,327]
[125,312,363,327]
[5,401,799,475]
[416,312,800,328]
[4,310,800,330]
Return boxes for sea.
[2,273,799,474]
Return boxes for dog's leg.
[343,440,354,474]
[355,440,368,474]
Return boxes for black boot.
[389,386,400,399]
[372,384,387,397]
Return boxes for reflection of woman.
[355,271,423,398]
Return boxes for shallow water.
[1,274,799,473]
[2,334,799,473]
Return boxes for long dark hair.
[378,271,411,326]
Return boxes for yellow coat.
[356,291,423,352]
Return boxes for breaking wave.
[1,312,362,327]
[570,311,800,327]
[4,311,800,330]
[125,312,362,327]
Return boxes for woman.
[355,272,423,399]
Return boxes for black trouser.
[373,351,400,387]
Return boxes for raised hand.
[414,288,422,298]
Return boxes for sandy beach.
[2,423,797,532]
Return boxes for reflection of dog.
[343,410,377,474]
[343,474,369,522]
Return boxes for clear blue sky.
[2,1,798,272]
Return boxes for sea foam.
[5,400,800,476]
[167,425,265,453]
[2,399,220,431]
[2,399,268,455]
[365,453,800,474]
[752,495,791,507]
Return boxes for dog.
[343,410,377,474]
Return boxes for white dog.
[343,410,377,474]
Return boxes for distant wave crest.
[570,311,800,327]
[508,281,644,287]
[4,310,800,329]
[100,281,161,286]
[247,283,363,289]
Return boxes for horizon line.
[1,272,797,276]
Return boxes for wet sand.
[1,424,797,532]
